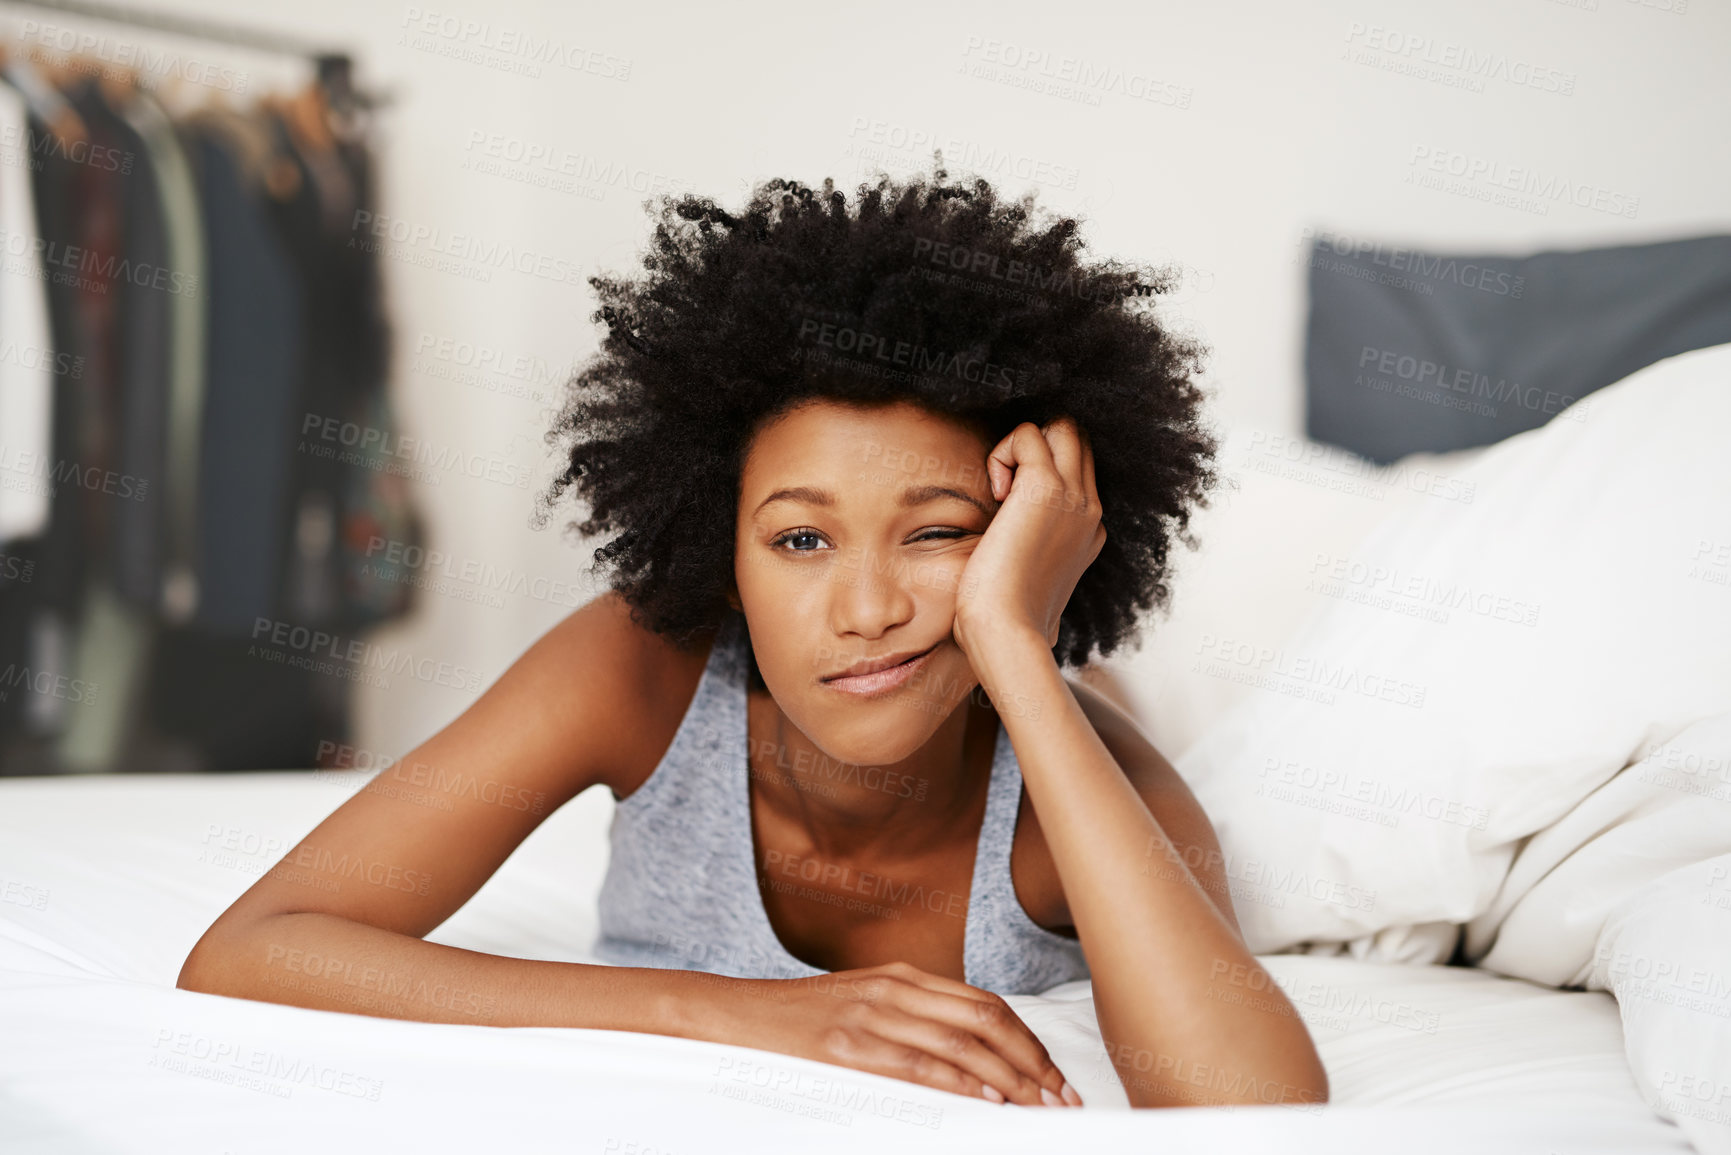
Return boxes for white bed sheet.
[0,771,1697,1154]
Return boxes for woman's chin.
[802,698,953,767]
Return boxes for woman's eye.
[911,528,968,543]
[772,530,827,552]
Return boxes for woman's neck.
[745,689,996,863]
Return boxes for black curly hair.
[535,153,1218,678]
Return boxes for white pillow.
[1084,426,1488,760]
[1171,343,1731,959]
[1456,711,1731,1155]
[1592,851,1731,1155]
[1465,712,1731,985]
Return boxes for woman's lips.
[820,645,936,696]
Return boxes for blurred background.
[0,0,1724,775]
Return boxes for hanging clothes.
[180,103,305,638]
[0,73,60,750]
[0,81,55,546]
[261,93,418,633]
[1,57,92,744]
[81,78,173,611]
[0,45,422,776]
[264,98,357,629]
[327,107,421,630]
[116,87,206,623]
[57,77,132,586]
[54,76,173,772]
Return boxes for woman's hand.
[953,416,1105,659]
[718,960,1082,1107]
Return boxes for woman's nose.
[828,544,917,638]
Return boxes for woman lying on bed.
[178,160,1329,1111]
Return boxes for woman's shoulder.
[537,591,720,800]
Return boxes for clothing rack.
[0,0,390,113]
[0,0,422,776]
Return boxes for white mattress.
[0,772,1696,1154]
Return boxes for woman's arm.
[176,591,708,1030]
[953,417,1329,1109]
[968,626,1328,1108]
[182,910,731,1031]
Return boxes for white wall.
[20,0,1727,761]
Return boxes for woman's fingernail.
[982,1084,1005,1104]
[1040,1086,1063,1107]
[1060,1080,1083,1107]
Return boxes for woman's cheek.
[913,548,971,601]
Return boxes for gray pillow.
[1303,232,1731,463]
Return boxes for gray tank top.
[592,612,1091,997]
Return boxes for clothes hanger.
[151,71,191,118]
[259,91,304,201]
[0,46,89,146]
[33,50,83,100]
[287,79,336,156]
[263,79,333,157]
[97,60,139,111]
[273,74,358,225]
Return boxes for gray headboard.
[1303,233,1731,464]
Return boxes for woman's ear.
[725,581,742,612]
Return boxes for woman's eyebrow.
[754,485,834,515]
[899,484,991,516]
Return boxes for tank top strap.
[613,612,748,816]
[962,717,1020,985]
[964,712,1093,995]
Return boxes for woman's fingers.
[862,963,1070,1103]
[984,426,1019,503]
[823,1022,1003,1104]
[882,984,1069,1105]
[1079,424,1098,507]
[987,423,1058,504]
[1041,416,1086,493]
[1002,417,1093,516]
[853,1004,1051,1106]
[986,453,1013,504]
[771,963,1083,1108]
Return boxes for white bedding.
[0,771,1695,1153]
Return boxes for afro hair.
[535,153,1219,675]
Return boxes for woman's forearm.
[177,911,714,1035]
[966,621,1329,1109]
[175,915,1066,1106]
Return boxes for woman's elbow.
[176,936,223,994]
[175,918,251,995]
[1282,1066,1330,1108]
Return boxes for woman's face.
[734,398,999,766]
